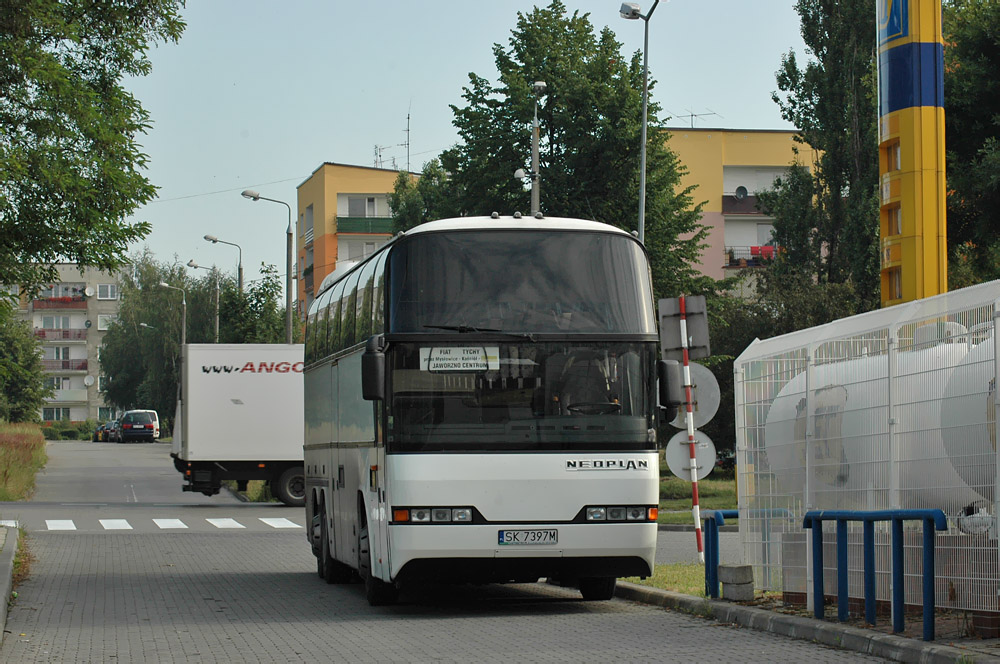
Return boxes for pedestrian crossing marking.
[153,519,188,529]
[259,517,301,529]
[0,520,17,528]
[206,518,245,529]
[46,520,76,530]
[100,519,133,530]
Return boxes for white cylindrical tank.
[763,341,979,512]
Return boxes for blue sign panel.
[878,0,909,45]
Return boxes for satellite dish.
[84,375,95,387]
[84,286,95,297]
[670,362,721,428]
[84,319,92,328]
[734,186,748,201]
[665,430,717,481]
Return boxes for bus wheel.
[358,507,398,606]
[578,577,617,601]
[319,510,352,584]
[274,466,306,507]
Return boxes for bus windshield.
[387,340,657,452]
[388,230,655,334]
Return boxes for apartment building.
[13,264,121,423]
[664,127,814,280]
[295,163,406,315]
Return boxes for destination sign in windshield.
[420,346,500,372]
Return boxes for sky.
[127,0,809,294]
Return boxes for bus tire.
[579,577,617,601]
[273,466,306,507]
[319,509,352,584]
[358,504,398,606]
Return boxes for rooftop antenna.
[681,108,722,128]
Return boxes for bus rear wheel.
[319,509,352,584]
[358,505,398,606]
[578,577,617,601]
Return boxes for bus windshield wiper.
[423,324,535,341]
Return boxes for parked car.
[119,410,157,443]
[127,409,160,439]
[92,422,104,442]
[105,420,121,443]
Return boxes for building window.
[99,406,113,420]
[97,314,114,330]
[49,346,71,360]
[98,284,118,300]
[756,223,775,246]
[43,408,71,421]
[99,375,108,392]
[367,196,376,216]
[42,315,70,329]
[46,376,70,391]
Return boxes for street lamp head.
[139,323,156,330]
[532,81,547,95]
[159,281,170,288]
[620,2,642,19]
[241,189,261,201]
[514,168,526,180]
[204,234,218,243]
[187,259,200,269]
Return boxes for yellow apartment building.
[664,128,813,280]
[295,163,409,314]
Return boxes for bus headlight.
[411,508,432,523]
[451,508,472,522]
[582,505,657,523]
[586,507,607,521]
[392,507,475,523]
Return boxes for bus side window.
[305,308,318,363]
[326,281,342,356]
[356,258,378,343]
[341,270,361,349]
[372,251,387,335]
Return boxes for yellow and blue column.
[877,0,947,307]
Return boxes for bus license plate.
[498,529,558,545]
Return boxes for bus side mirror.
[657,359,683,422]
[362,335,385,401]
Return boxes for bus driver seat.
[555,352,616,415]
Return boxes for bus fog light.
[452,508,472,522]
[626,507,645,521]
[586,507,607,521]
[431,508,452,522]
[411,508,431,523]
[607,507,626,521]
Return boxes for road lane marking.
[259,517,302,529]
[153,519,188,529]
[0,520,18,528]
[46,520,76,530]
[100,519,133,530]
[206,518,245,529]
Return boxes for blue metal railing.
[704,509,738,598]
[802,509,947,641]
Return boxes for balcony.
[722,195,760,215]
[49,389,89,403]
[304,227,314,246]
[32,296,87,310]
[35,328,87,341]
[336,217,393,234]
[41,359,88,371]
[725,246,778,268]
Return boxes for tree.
[398,1,711,300]
[763,0,880,311]
[0,0,185,298]
[0,302,51,422]
[100,251,294,429]
[389,159,460,234]
[943,0,1000,286]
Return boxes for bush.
[41,427,59,440]
[59,429,79,440]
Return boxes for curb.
[0,526,19,639]
[616,582,986,663]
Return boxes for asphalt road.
[0,441,876,663]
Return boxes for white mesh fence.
[734,280,1000,612]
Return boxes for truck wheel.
[358,503,397,606]
[273,466,305,507]
[579,577,617,601]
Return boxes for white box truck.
[170,344,305,506]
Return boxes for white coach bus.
[303,215,678,605]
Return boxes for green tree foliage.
[943,0,1000,285]
[389,160,461,234]
[0,303,51,422]
[394,1,711,300]
[762,0,880,310]
[100,252,294,429]
[0,0,185,298]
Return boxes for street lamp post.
[241,189,293,345]
[188,260,219,343]
[620,0,661,245]
[159,282,187,348]
[203,234,243,293]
